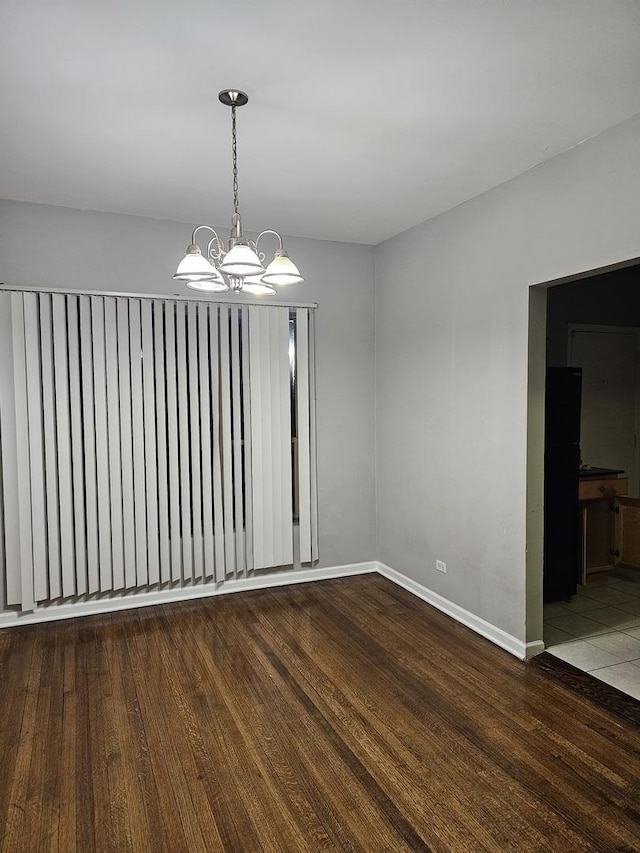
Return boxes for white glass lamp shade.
[173,244,224,285]
[186,277,229,292]
[241,274,276,296]
[261,250,304,286]
[219,243,265,277]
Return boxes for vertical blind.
[0,291,317,613]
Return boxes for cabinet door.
[613,497,640,570]
[584,500,615,573]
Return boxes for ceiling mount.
[218,89,248,108]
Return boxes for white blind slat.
[11,295,35,611]
[269,309,282,564]
[142,300,160,586]
[241,306,254,573]
[52,294,76,598]
[91,296,114,593]
[153,301,171,585]
[277,308,293,566]
[80,296,100,594]
[105,298,125,591]
[210,306,226,583]
[308,309,319,561]
[129,299,148,587]
[117,298,137,589]
[249,307,293,570]
[231,307,245,575]
[0,294,21,605]
[39,295,61,600]
[198,306,215,580]
[163,303,182,583]
[188,303,204,582]
[296,309,312,563]
[176,303,193,583]
[23,294,48,602]
[249,308,266,568]
[219,306,236,577]
[67,296,88,596]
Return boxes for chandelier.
[172,89,304,296]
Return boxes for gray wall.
[3,111,640,647]
[374,113,640,644]
[0,199,377,573]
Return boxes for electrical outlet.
[436,559,447,573]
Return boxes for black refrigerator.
[543,367,582,603]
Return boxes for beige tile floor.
[543,568,640,701]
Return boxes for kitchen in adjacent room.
[542,263,640,700]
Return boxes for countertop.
[579,466,625,479]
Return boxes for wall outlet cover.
[436,560,447,573]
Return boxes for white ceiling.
[1,1,640,245]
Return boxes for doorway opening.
[527,259,640,701]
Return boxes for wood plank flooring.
[532,651,640,727]
[1,574,640,852]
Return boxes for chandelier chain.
[231,105,239,216]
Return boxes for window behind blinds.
[0,290,317,613]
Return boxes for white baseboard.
[0,560,541,662]
[216,563,376,595]
[0,562,377,629]
[376,562,535,661]
[524,640,546,660]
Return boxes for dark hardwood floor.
[1,574,640,852]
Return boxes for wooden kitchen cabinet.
[614,498,640,569]
[579,475,640,581]
[579,476,628,502]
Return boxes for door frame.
[567,323,640,497]
[526,257,640,655]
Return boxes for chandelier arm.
[191,224,224,253]
[206,236,225,261]
[255,230,285,252]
